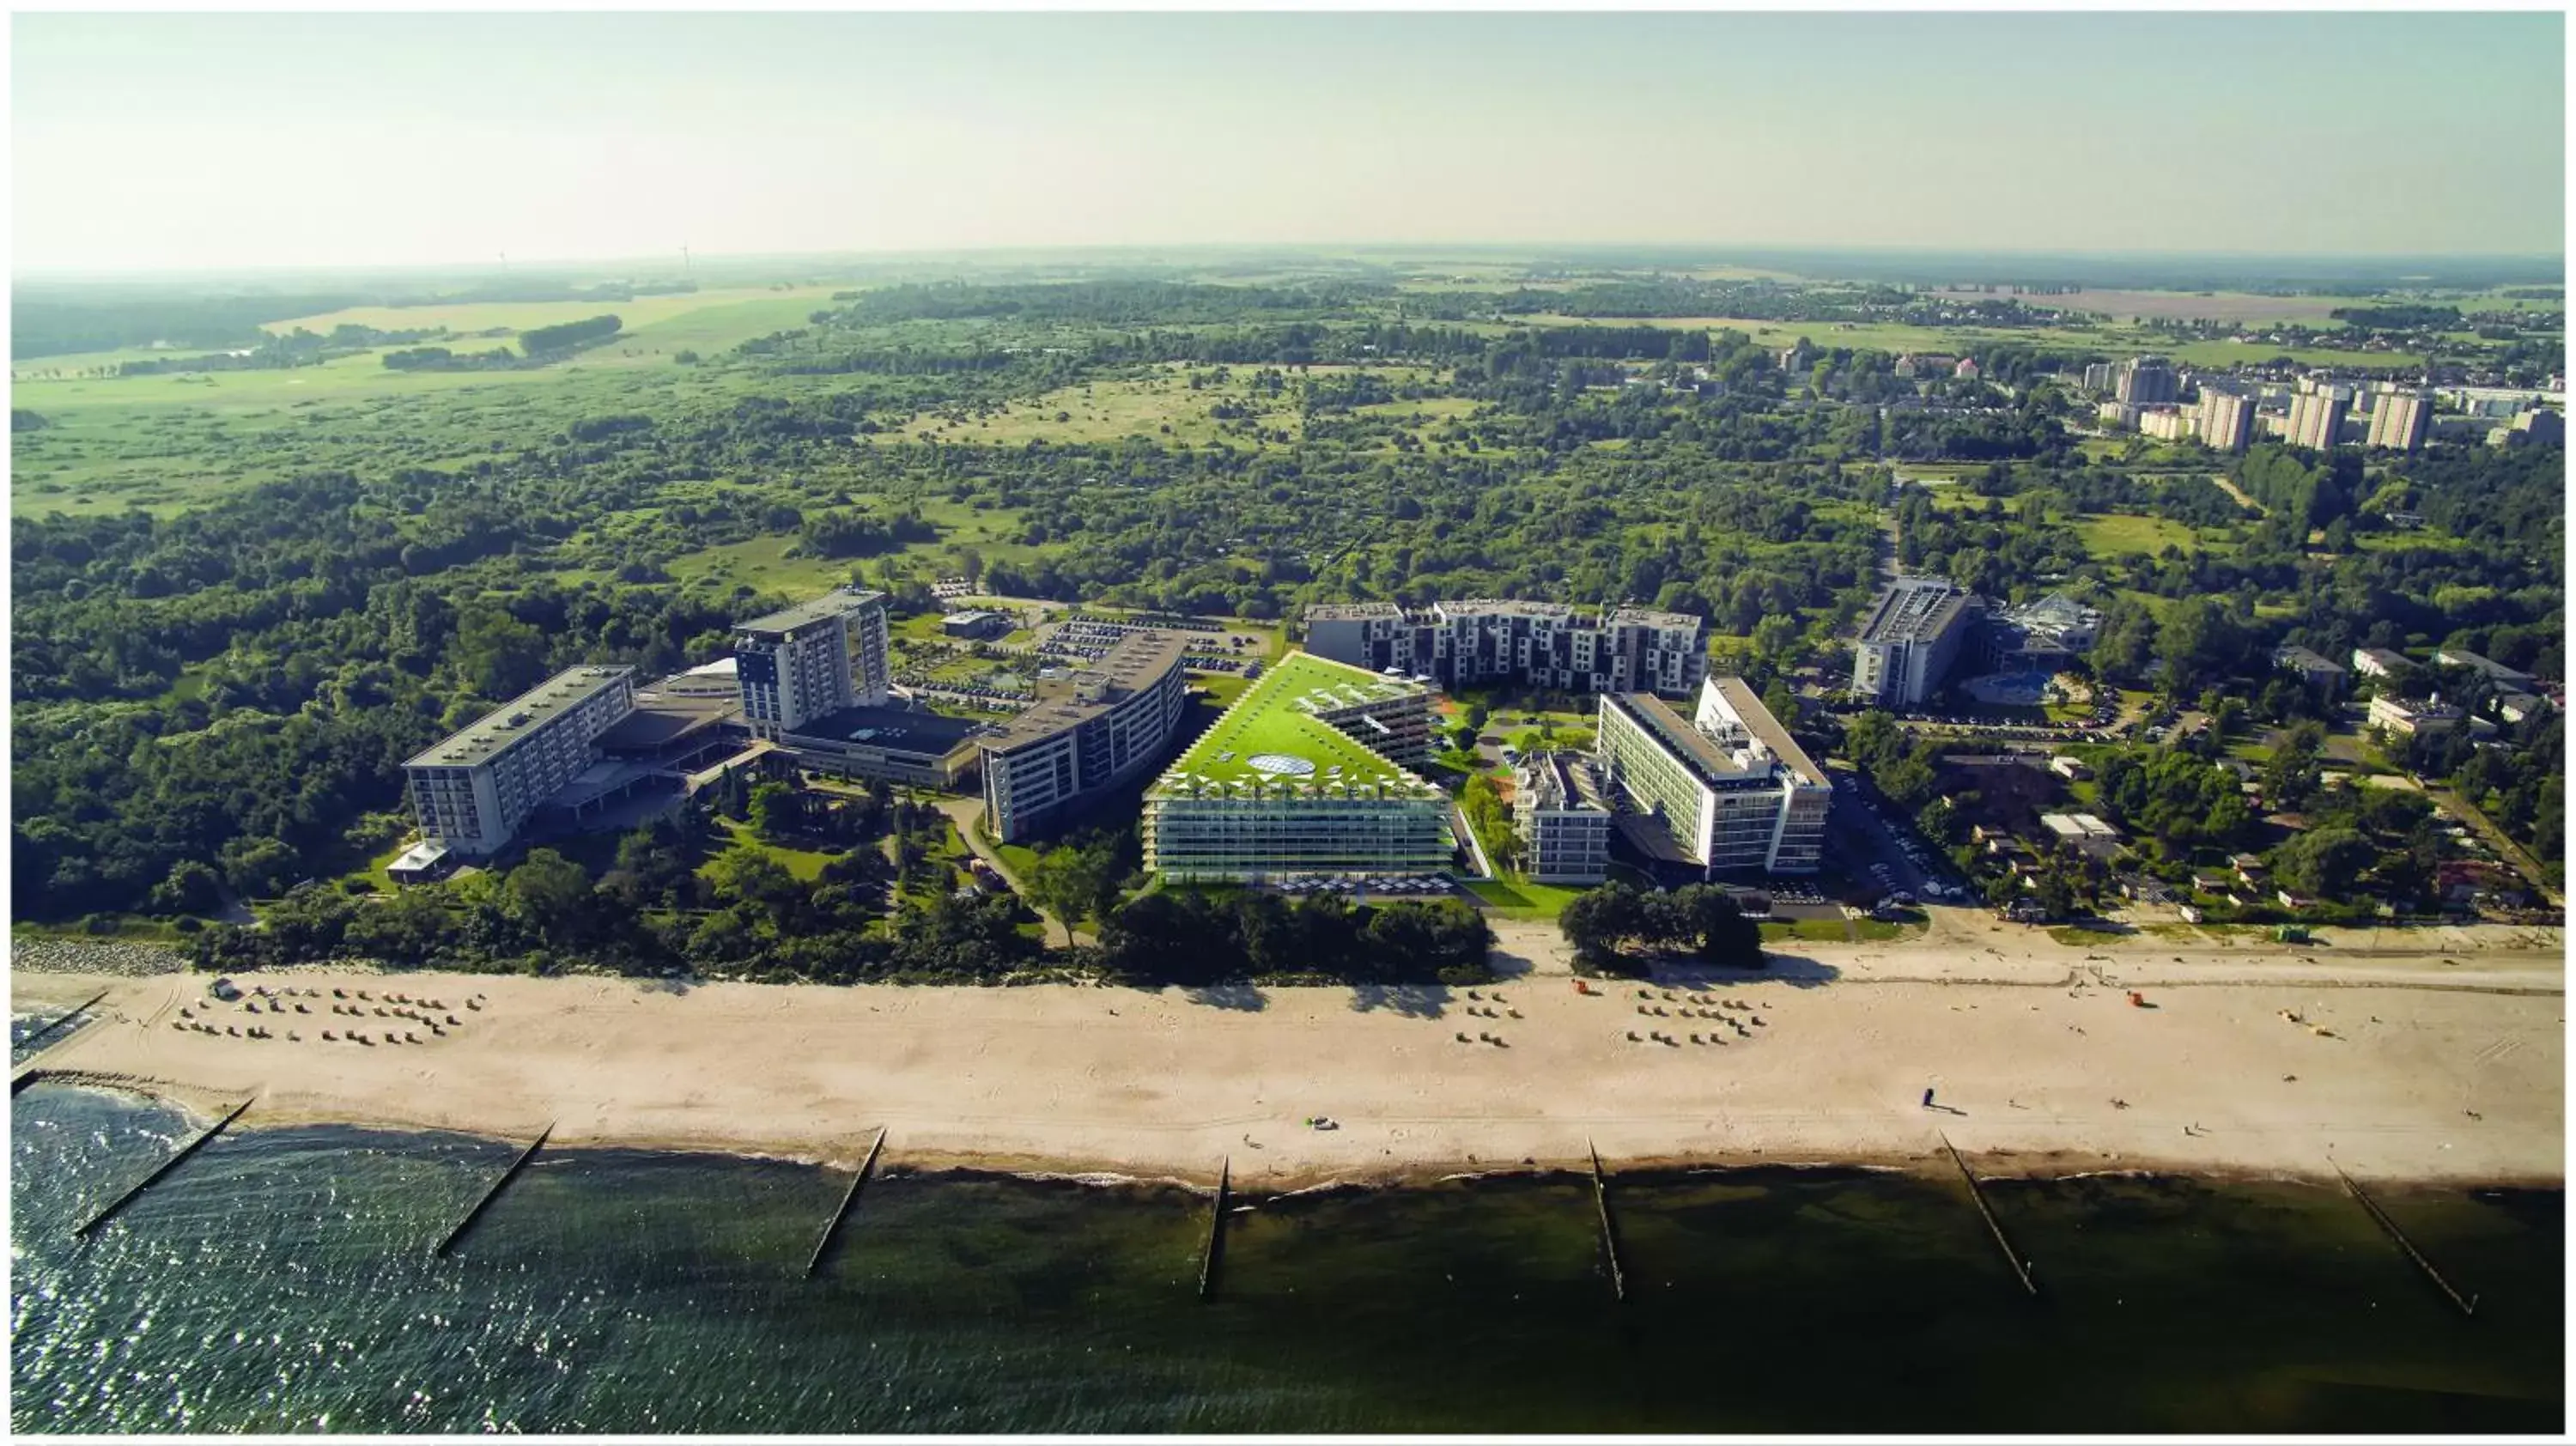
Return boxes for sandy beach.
[14,911,2564,1189]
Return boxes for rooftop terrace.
[1154,652,1437,798]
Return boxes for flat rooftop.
[1607,606,1704,632]
[405,665,633,771]
[734,587,885,638]
[982,631,1192,754]
[1710,677,1828,787]
[1156,651,1433,796]
[785,702,986,756]
[1605,692,1746,790]
[1436,598,1578,621]
[596,679,741,753]
[1859,577,1976,646]
[1304,602,1407,622]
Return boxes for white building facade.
[404,665,638,857]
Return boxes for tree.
[451,606,548,700]
[1025,843,1108,946]
[146,859,221,915]
[1676,885,1762,967]
[749,781,799,841]
[2269,827,2376,899]
[503,848,593,946]
[217,835,301,899]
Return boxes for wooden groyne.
[1588,1141,1629,1303]
[16,989,110,1056]
[76,1097,253,1236]
[804,1127,888,1279]
[1198,1156,1230,1301]
[1941,1133,2038,1297]
[2336,1164,2478,1317]
[433,1122,554,1257]
[11,1065,57,1095]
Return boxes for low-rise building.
[1513,751,1613,884]
[941,610,1010,640]
[2368,693,2467,737]
[982,631,1193,843]
[2138,405,2196,441]
[1595,677,1830,876]
[2497,692,2554,725]
[2350,647,2412,679]
[404,665,639,859]
[2433,648,2535,689]
[2272,644,2348,697]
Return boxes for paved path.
[2427,785,2564,909]
[930,797,1092,945]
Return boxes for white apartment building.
[2139,406,2196,442]
[1513,751,1613,884]
[732,587,892,740]
[404,665,638,857]
[1595,677,1831,876]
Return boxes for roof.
[2434,648,2534,684]
[983,631,1192,756]
[1858,577,1977,646]
[782,702,984,757]
[2273,645,2346,674]
[1303,602,1406,623]
[1519,751,1608,813]
[1604,692,1743,789]
[1154,651,1434,796]
[1708,677,1827,787]
[405,665,633,770]
[1434,598,1578,621]
[733,587,885,638]
[1607,606,1704,633]
[2356,647,2412,670]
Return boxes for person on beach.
[1922,1086,1936,1109]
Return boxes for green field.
[2073,512,2232,558]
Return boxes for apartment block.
[2196,385,2255,452]
[1595,678,1830,876]
[732,587,892,740]
[1303,598,1708,699]
[2115,356,2178,406]
[1850,577,1981,707]
[2287,382,2351,451]
[1513,751,1613,884]
[2366,386,2432,452]
[404,665,639,858]
[981,631,1192,844]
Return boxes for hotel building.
[1594,677,1830,876]
[1514,751,1613,884]
[981,631,1192,843]
[1145,653,1449,880]
[1850,576,1981,707]
[403,665,639,858]
[732,587,893,740]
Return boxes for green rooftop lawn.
[1159,652,1426,793]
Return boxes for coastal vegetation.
[9,252,2565,947]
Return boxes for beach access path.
[13,915,2561,1190]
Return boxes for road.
[2427,784,2565,909]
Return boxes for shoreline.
[16,923,2561,1194]
[18,1070,2565,1196]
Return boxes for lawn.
[1463,876,1588,920]
[1162,652,1432,793]
[698,817,843,883]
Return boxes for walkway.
[2427,784,2565,910]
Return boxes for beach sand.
[13,912,2564,1188]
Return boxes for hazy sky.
[13,11,2567,273]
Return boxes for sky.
[11,11,2567,274]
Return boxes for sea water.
[9,1079,2563,1433]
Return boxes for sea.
[10,1011,2565,1435]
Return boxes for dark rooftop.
[783,702,987,757]
[733,587,886,638]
